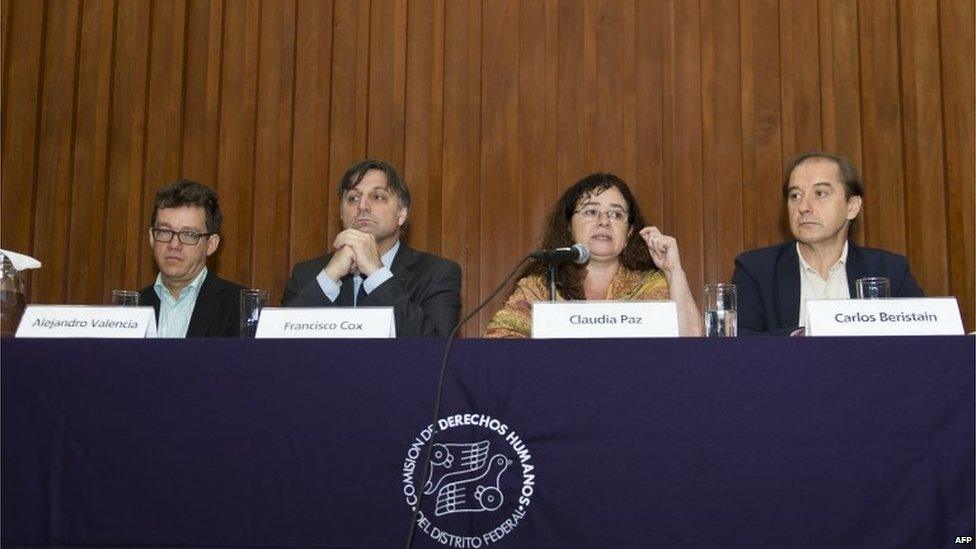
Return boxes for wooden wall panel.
[700,0,743,286]
[66,0,114,304]
[31,1,80,304]
[779,0,822,155]
[940,0,975,334]
[658,0,675,230]
[740,0,784,250]
[668,0,704,290]
[1,0,45,284]
[479,0,520,329]
[180,0,222,186]
[555,0,585,190]
[441,0,481,334]
[102,0,150,298]
[899,0,948,297]
[290,0,333,271]
[619,1,637,187]
[403,0,438,254]
[517,0,557,255]
[1,0,11,75]
[251,0,296,295]
[426,0,446,254]
[592,0,631,178]
[213,0,259,285]
[581,1,597,172]
[2,0,973,332]
[858,0,906,253]
[634,0,665,228]
[819,0,862,161]
[366,0,407,170]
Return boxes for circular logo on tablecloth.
[402,414,536,546]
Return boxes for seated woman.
[485,172,702,338]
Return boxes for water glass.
[240,289,270,338]
[855,277,891,299]
[111,290,140,306]
[704,283,737,337]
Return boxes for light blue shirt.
[154,267,208,338]
[315,241,399,305]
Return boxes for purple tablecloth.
[3,337,973,548]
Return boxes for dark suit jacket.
[139,272,245,338]
[732,240,924,336]
[282,244,462,338]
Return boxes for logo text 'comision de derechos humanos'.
[402,413,536,547]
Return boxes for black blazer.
[732,240,925,336]
[139,272,245,338]
[282,244,461,338]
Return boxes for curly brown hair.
[520,173,656,300]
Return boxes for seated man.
[732,151,924,335]
[283,159,461,337]
[140,179,244,337]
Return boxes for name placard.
[532,301,679,339]
[16,305,158,338]
[805,297,964,336]
[255,307,396,338]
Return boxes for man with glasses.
[283,159,461,337]
[139,179,244,337]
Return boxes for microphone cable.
[404,254,534,549]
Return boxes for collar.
[154,266,209,301]
[796,241,848,274]
[381,240,401,269]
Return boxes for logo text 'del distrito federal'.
[402,413,536,547]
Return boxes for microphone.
[531,243,589,264]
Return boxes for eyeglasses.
[574,207,629,224]
[150,227,212,245]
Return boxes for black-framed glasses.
[150,227,212,245]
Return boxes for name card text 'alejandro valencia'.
[16,305,157,338]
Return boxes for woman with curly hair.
[485,172,702,338]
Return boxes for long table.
[3,337,974,548]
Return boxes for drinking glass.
[855,277,891,299]
[704,283,737,337]
[111,290,140,306]
[240,289,270,338]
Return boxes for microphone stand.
[404,254,533,549]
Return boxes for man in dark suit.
[733,151,924,335]
[139,180,244,338]
[283,159,461,337]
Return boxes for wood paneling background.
[2,0,974,335]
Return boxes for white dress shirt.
[797,242,850,326]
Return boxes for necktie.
[356,274,367,306]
